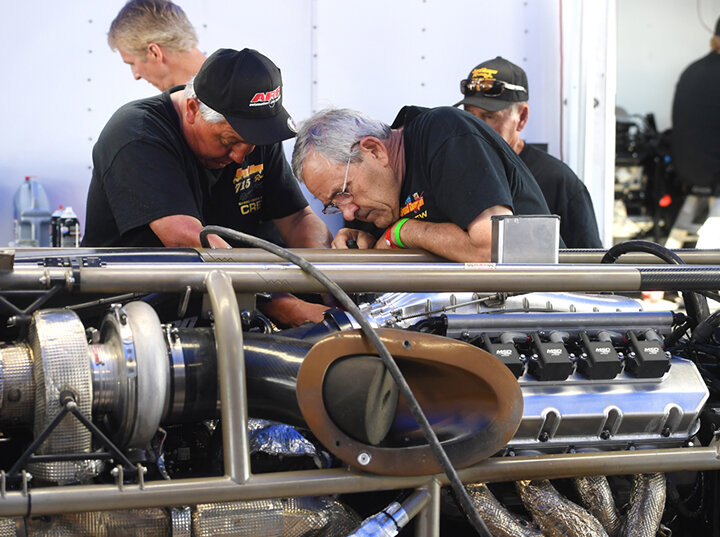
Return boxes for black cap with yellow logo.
[454,56,529,112]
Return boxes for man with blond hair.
[108,0,206,91]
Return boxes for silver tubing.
[197,248,720,265]
[402,489,430,525]
[12,247,720,265]
[559,249,720,265]
[0,263,650,293]
[445,311,675,337]
[0,445,720,516]
[199,248,444,264]
[414,479,441,537]
[205,271,251,484]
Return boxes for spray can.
[58,206,80,248]
[50,205,63,247]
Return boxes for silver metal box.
[491,215,560,263]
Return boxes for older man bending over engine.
[291,106,552,262]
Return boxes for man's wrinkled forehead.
[304,151,342,193]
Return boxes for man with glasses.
[456,57,602,248]
[291,107,551,262]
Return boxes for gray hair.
[291,108,391,182]
[108,0,198,56]
[184,77,226,124]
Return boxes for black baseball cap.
[194,48,297,146]
[454,57,529,112]
[715,16,720,36]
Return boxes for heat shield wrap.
[28,309,100,484]
[193,497,360,537]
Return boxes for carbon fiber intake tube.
[241,333,313,427]
[638,266,720,290]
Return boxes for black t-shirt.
[519,144,602,248]
[672,52,720,189]
[82,89,307,247]
[392,106,550,229]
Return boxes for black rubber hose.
[690,310,720,346]
[601,240,710,326]
[199,225,492,537]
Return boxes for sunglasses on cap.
[460,77,527,97]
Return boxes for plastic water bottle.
[58,206,80,248]
[50,205,63,247]
[12,176,52,247]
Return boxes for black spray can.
[59,206,80,247]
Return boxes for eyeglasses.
[460,77,527,97]
[321,155,354,214]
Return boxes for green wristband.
[393,218,410,249]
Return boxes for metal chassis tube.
[2,445,720,516]
[197,248,720,266]
[4,262,720,293]
[1,260,720,535]
[11,247,720,265]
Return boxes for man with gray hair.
[292,106,551,262]
[83,48,331,325]
[108,0,206,91]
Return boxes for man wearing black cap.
[292,106,552,262]
[83,48,332,325]
[456,57,602,248]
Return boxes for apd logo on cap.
[249,86,281,107]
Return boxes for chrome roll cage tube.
[3,258,720,537]
[5,261,720,294]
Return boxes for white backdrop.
[0,1,576,247]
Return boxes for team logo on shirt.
[239,196,263,215]
[249,86,281,107]
[400,192,425,217]
[233,164,264,193]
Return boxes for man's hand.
[331,228,377,249]
[259,293,330,328]
[150,214,230,248]
[374,233,392,249]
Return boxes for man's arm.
[150,214,230,248]
[273,207,332,248]
[376,205,512,262]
